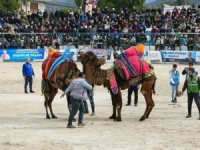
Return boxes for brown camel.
[79,51,156,121]
[41,60,80,119]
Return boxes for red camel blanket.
[42,52,61,80]
[109,73,118,94]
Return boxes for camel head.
[78,51,106,85]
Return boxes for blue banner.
[0,49,45,62]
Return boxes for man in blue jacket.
[22,58,35,93]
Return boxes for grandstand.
[0,1,200,51]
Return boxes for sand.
[0,62,200,150]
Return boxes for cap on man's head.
[173,64,177,68]
[78,72,84,78]
[26,57,30,61]
[188,62,193,66]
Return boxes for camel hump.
[114,54,151,81]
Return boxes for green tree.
[98,0,145,10]
[75,0,82,7]
[176,0,186,5]
[0,0,20,11]
[75,0,145,11]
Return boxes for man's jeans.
[171,85,178,101]
[84,90,95,113]
[24,77,33,92]
[68,97,85,126]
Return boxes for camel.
[42,59,80,119]
[79,51,156,121]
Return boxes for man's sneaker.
[186,114,191,118]
[30,91,35,93]
[72,118,76,122]
[125,104,130,106]
[91,112,95,116]
[78,123,85,126]
[67,124,76,128]
[84,110,89,114]
[25,91,28,94]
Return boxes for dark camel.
[79,51,156,121]
[42,60,80,119]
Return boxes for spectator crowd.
[0,6,200,50]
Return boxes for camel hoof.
[114,117,122,122]
[109,115,116,119]
[139,116,146,121]
[52,115,58,119]
[46,115,51,119]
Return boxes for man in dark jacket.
[22,58,35,93]
[182,69,200,119]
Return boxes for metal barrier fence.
[0,32,200,51]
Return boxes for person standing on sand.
[126,84,139,106]
[181,69,200,120]
[22,58,35,94]
[60,72,92,128]
[169,64,180,103]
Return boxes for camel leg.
[49,87,58,119]
[140,80,154,121]
[115,91,122,122]
[109,90,116,119]
[140,93,151,121]
[43,81,51,119]
[146,90,155,119]
[44,94,51,119]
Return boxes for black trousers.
[187,93,200,115]
[55,42,60,49]
[24,77,33,92]
[67,90,95,113]
[68,97,85,125]
[127,86,138,105]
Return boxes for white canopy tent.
[22,0,78,12]
[35,0,77,8]
[163,4,191,14]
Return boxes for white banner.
[195,52,200,62]
[147,51,162,62]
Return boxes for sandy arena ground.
[0,62,200,150]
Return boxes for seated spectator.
[169,36,176,50]
[155,36,161,51]
[187,37,195,51]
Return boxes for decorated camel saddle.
[113,44,154,86]
[42,48,77,90]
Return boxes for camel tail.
[41,80,48,96]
